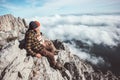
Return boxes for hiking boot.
[61,66,66,72]
[54,50,60,55]
[53,62,63,70]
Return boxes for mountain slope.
[0,14,119,80]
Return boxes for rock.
[0,14,27,49]
[0,14,119,80]
[0,14,27,32]
[0,39,119,80]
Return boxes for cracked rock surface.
[0,14,119,80]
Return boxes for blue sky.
[0,0,120,18]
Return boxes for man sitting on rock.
[25,21,62,70]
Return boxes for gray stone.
[0,14,119,80]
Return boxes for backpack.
[19,39,26,49]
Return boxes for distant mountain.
[0,14,119,80]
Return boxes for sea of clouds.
[27,14,120,65]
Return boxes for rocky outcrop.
[0,39,119,80]
[0,14,27,49]
[0,14,119,80]
[0,14,27,31]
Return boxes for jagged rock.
[0,39,119,80]
[0,14,27,49]
[0,14,119,80]
[0,14,27,32]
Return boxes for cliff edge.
[0,14,119,80]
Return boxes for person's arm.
[25,32,36,56]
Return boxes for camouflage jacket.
[25,30,44,56]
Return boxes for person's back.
[25,29,44,56]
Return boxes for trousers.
[38,40,57,67]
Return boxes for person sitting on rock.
[25,21,62,70]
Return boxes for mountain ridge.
[0,14,119,80]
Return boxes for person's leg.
[49,41,57,53]
[39,48,62,69]
[48,41,61,55]
[44,40,58,55]
[40,48,55,66]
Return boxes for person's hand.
[35,53,42,58]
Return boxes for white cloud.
[26,14,120,65]
[25,0,44,7]
[1,0,120,17]
[67,43,105,65]
[27,14,120,46]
